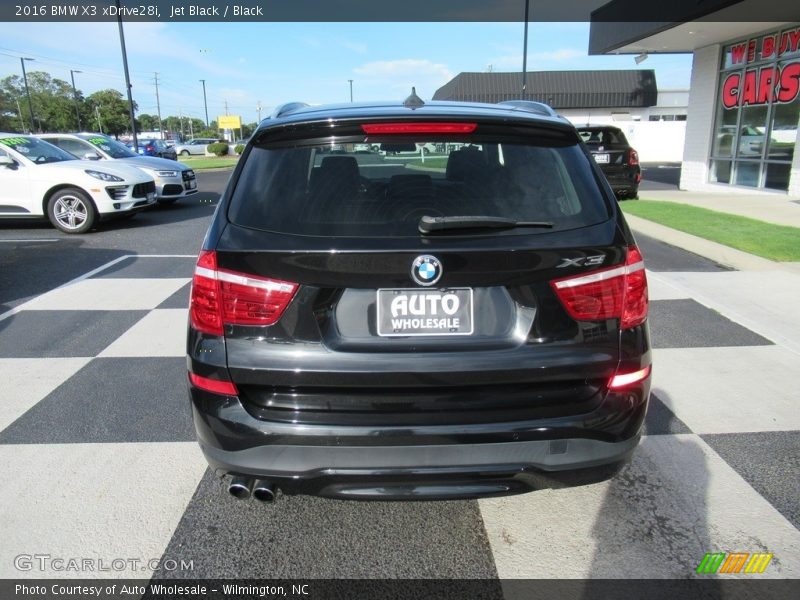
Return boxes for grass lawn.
[621,200,800,262]
[407,156,449,170]
[177,156,239,170]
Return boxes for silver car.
[174,138,220,157]
[38,133,198,204]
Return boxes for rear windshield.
[578,129,628,146]
[228,139,609,237]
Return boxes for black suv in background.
[188,97,651,502]
[577,126,641,199]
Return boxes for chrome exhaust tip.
[228,476,253,500]
[252,480,276,503]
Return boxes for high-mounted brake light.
[361,122,477,135]
[550,246,648,329]
[189,250,299,336]
[609,365,651,389]
[189,372,239,396]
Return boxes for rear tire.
[180,150,190,157]
[47,188,97,234]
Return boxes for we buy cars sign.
[720,27,800,109]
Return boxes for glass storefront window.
[711,160,732,184]
[765,163,792,190]
[712,102,739,157]
[767,88,799,161]
[711,25,800,192]
[736,106,768,159]
[734,162,760,187]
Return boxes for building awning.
[589,0,794,55]
[432,70,658,109]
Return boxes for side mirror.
[83,152,101,161]
[0,155,16,168]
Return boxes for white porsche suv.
[0,134,156,234]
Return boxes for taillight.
[550,246,648,329]
[189,250,299,336]
[361,122,477,135]
[189,372,238,396]
[609,365,651,389]
[627,148,639,166]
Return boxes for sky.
[0,21,693,125]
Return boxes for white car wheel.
[47,188,97,234]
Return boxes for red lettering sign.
[777,62,800,103]
[761,35,776,60]
[722,73,740,108]
[720,62,800,107]
[756,67,776,103]
[747,39,757,63]
[741,69,757,105]
[731,43,747,65]
[789,29,800,54]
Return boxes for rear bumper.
[189,380,649,499]
[199,435,639,499]
[601,167,640,192]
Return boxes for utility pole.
[179,108,185,137]
[224,99,228,115]
[348,79,353,102]
[15,98,25,132]
[95,105,103,134]
[115,0,138,151]
[69,70,82,131]
[521,0,530,99]
[154,72,163,139]
[20,57,35,133]
[257,101,262,122]
[199,79,209,127]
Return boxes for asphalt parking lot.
[0,168,798,581]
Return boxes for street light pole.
[20,57,35,133]
[521,0,530,100]
[115,0,138,150]
[348,79,353,102]
[199,79,209,127]
[70,69,82,131]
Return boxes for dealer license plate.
[593,153,610,164]
[376,288,474,337]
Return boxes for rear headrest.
[320,156,359,179]
[446,146,485,181]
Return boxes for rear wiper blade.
[418,215,554,235]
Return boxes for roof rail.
[271,102,310,119]
[497,100,558,117]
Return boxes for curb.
[624,214,779,271]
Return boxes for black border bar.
[2,0,799,22]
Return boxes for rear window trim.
[226,127,614,240]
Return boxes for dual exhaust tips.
[228,476,276,503]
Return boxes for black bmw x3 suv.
[187,95,651,502]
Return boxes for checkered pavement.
[0,253,798,580]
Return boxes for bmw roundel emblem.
[411,255,442,286]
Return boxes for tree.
[136,113,159,132]
[85,89,136,136]
[0,71,78,132]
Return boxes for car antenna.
[403,87,424,109]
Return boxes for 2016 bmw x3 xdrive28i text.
[187,95,651,502]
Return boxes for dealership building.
[590,3,800,195]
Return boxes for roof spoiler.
[270,102,310,119]
[497,100,559,118]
